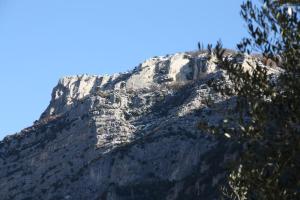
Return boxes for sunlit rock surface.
[0,51,279,200]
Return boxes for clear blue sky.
[0,0,255,140]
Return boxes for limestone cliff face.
[0,51,277,200]
[41,52,218,118]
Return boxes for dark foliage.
[209,0,300,199]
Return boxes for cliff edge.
[0,51,278,200]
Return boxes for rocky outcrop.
[0,51,278,200]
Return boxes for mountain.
[0,51,278,200]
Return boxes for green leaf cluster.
[210,1,300,199]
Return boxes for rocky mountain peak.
[0,50,278,200]
[41,52,220,118]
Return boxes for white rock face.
[42,52,224,118]
[0,51,280,200]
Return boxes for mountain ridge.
[0,50,278,200]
